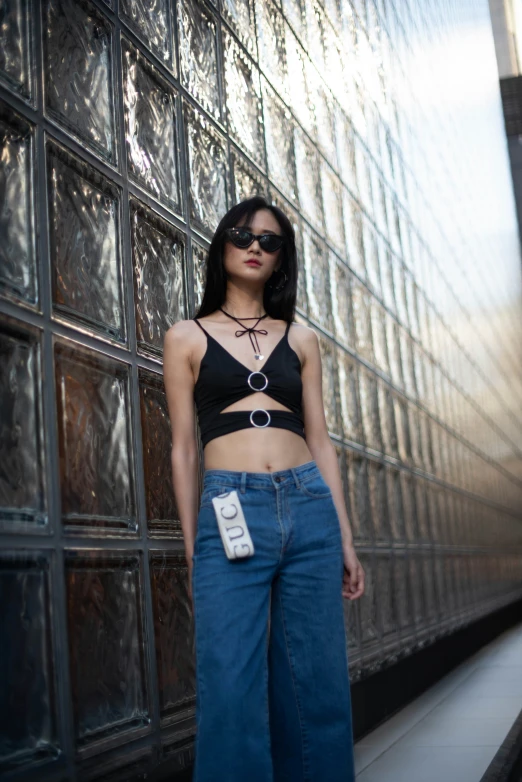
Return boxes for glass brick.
[54,339,137,535]
[0,0,32,98]
[139,369,179,536]
[302,226,330,329]
[223,32,264,168]
[0,102,37,305]
[47,141,125,341]
[178,0,220,119]
[44,0,115,161]
[122,39,180,210]
[231,149,268,203]
[184,101,228,235]
[262,79,297,202]
[255,0,287,100]
[222,0,257,55]
[150,552,195,723]
[321,163,345,254]
[65,550,149,748]
[337,350,364,445]
[0,317,46,529]
[130,198,186,359]
[120,0,174,68]
[329,255,354,347]
[294,127,324,230]
[0,552,57,773]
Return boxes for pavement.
[354,622,522,781]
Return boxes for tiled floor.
[354,622,522,782]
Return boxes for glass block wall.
[1,0,522,778]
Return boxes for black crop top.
[193,319,305,447]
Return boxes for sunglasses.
[225,227,285,253]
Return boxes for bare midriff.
[203,391,312,473]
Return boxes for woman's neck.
[222,283,265,319]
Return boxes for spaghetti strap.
[285,321,292,337]
[193,318,210,336]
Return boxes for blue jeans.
[191,461,355,782]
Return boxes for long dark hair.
[195,196,297,322]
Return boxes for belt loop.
[291,467,300,488]
[240,472,247,494]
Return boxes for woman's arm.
[298,325,365,600]
[163,321,200,567]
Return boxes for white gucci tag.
[211,490,255,560]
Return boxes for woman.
[163,195,364,782]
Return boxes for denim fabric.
[191,461,355,782]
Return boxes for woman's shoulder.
[164,319,205,354]
[165,318,200,338]
[287,321,320,366]
[288,321,319,347]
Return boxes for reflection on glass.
[192,241,208,313]
[150,553,196,723]
[130,199,186,358]
[47,141,125,341]
[262,79,297,201]
[256,0,287,100]
[0,104,37,305]
[184,101,228,235]
[120,0,174,67]
[222,0,256,54]
[303,226,330,329]
[318,335,340,437]
[122,39,180,210]
[0,318,46,528]
[178,0,220,119]
[223,32,264,167]
[0,0,32,97]
[44,0,115,161]
[0,551,57,772]
[65,550,149,748]
[375,553,395,638]
[321,163,345,253]
[54,340,136,534]
[294,127,324,230]
[231,150,267,204]
[139,369,179,536]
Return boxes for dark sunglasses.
[225,227,285,253]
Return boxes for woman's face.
[223,209,283,288]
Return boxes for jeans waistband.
[202,460,321,491]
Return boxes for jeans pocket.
[298,473,333,500]
[199,484,228,509]
[194,498,226,558]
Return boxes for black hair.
[195,196,297,322]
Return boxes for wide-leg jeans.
[191,460,355,782]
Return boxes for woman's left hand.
[342,544,365,600]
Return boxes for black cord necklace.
[220,308,268,360]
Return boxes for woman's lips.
[245,259,261,267]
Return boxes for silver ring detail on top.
[250,409,271,428]
[247,371,268,392]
